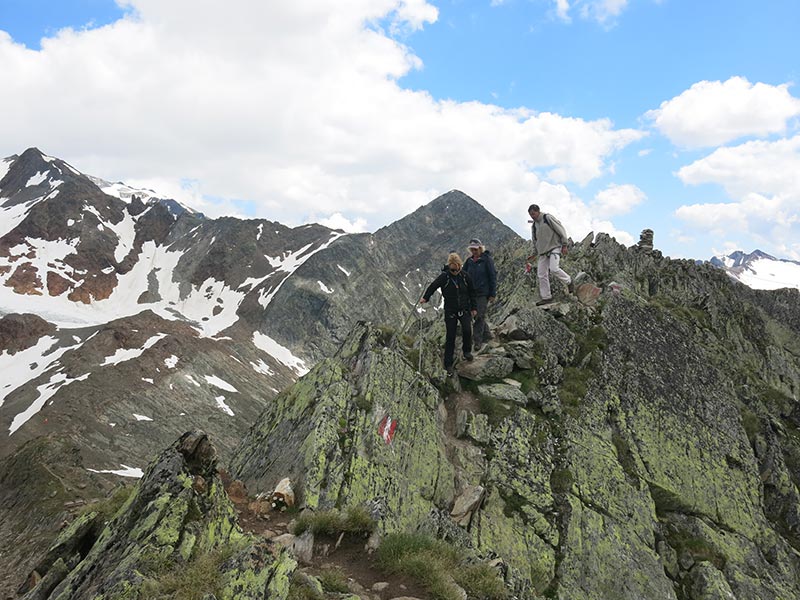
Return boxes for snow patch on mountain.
[1,336,80,409]
[253,331,308,375]
[250,359,273,376]
[0,157,11,181]
[101,333,167,366]
[737,258,800,290]
[0,237,79,286]
[1,201,37,239]
[9,370,90,434]
[204,375,238,393]
[258,232,344,309]
[86,464,143,478]
[93,178,159,203]
[214,396,235,416]
[0,240,242,336]
[107,210,137,262]
[26,171,48,187]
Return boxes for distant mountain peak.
[709,249,800,290]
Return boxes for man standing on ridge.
[463,238,496,353]
[527,204,574,306]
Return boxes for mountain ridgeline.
[2,148,800,599]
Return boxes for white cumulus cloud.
[591,183,646,217]
[552,0,629,24]
[646,77,800,148]
[674,136,800,258]
[314,213,368,233]
[0,0,644,247]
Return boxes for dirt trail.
[228,488,428,600]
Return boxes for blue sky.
[1,0,799,261]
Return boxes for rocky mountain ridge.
[13,229,800,599]
[1,148,518,467]
[2,148,800,599]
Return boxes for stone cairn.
[637,229,654,253]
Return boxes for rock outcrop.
[232,322,456,532]
[19,431,295,600]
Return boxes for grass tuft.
[376,533,507,600]
[292,506,375,537]
[80,485,134,529]
[140,545,240,600]
[319,567,350,593]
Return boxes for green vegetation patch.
[478,396,516,426]
[377,532,507,600]
[550,468,574,494]
[665,532,726,571]
[649,296,711,330]
[319,567,350,593]
[508,369,540,395]
[140,542,244,600]
[575,325,607,369]
[739,407,761,445]
[287,573,324,600]
[558,367,592,413]
[80,485,134,523]
[292,506,375,537]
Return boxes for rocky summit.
[2,148,800,599]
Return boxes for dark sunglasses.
[449,267,459,272]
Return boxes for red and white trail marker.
[378,415,397,444]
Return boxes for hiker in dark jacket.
[421,252,477,375]
[463,238,496,353]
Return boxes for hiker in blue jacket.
[421,253,477,376]
[463,238,496,353]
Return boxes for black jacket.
[423,268,477,315]
[463,250,497,297]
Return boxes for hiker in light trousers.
[527,204,574,306]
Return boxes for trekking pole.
[396,298,422,340]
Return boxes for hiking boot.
[446,366,455,376]
[536,298,554,306]
[474,342,487,354]
[464,353,474,361]
[568,281,575,294]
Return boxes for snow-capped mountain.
[0,147,519,471]
[709,250,800,291]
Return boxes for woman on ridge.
[421,253,477,376]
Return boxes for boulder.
[455,355,514,381]
[477,383,527,406]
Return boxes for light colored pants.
[537,252,571,300]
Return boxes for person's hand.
[420,298,427,304]
[561,244,568,256]
[471,309,478,317]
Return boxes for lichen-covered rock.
[477,383,527,405]
[455,355,514,381]
[22,431,296,600]
[231,322,455,533]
